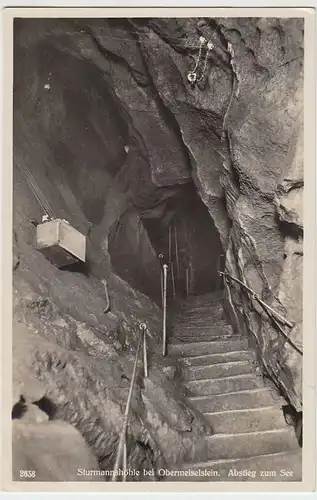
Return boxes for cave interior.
[108,181,225,304]
[11,16,305,480]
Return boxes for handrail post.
[112,328,143,482]
[185,267,189,297]
[170,262,176,299]
[223,274,240,334]
[102,278,111,314]
[122,438,127,482]
[174,225,180,280]
[140,322,148,378]
[162,264,168,356]
[159,253,164,306]
[217,254,224,289]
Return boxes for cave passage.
[108,182,224,303]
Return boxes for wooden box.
[36,219,86,268]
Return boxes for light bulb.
[187,72,197,83]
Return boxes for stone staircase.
[168,292,302,481]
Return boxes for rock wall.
[126,16,303,409]
[12,18,216,479]
[13,154,212,479]
[215,18,303,410]
[12,16,303,478]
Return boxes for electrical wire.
[14,149,56,219]
[196,42,214,82]
[59,28,219,50]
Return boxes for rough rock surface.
[12,277,210,479]
[13,420,101,481]
[12,16,303,479]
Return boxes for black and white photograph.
[4,8,314,489]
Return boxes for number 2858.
[19,470,36,478]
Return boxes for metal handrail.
[112,322,148,482]
[159,254,164,306]
[159,253,170,356]
[162,264,168,356]
[219,271,294,327]
[268,305,303,355]
[220,271,303,355]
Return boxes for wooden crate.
[36,219,86,268]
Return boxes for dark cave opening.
[12,395,27,419]
[108,181,224,303]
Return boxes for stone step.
[189,387,277,413]
[177,298,223,309]
[168,338,249,357]
[178,291,224,308]
[183,360,256,381]
[170,449,302,481]
[174,307,225,321]
[185,374,262,396]
[172,335,236,345]
[174,317,225,329]
[170,332,236,344]
[203,406,288,434]
[181,350,256,367]
[172,323,233,337]
[194,427,299,463]
[177,306,224,318]
[174,310,225,321]
[173,317,230,328]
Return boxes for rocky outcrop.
[12,276,210,479]
[217,19,304,410]
[13,16,303,478]
[13,420,101,481]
